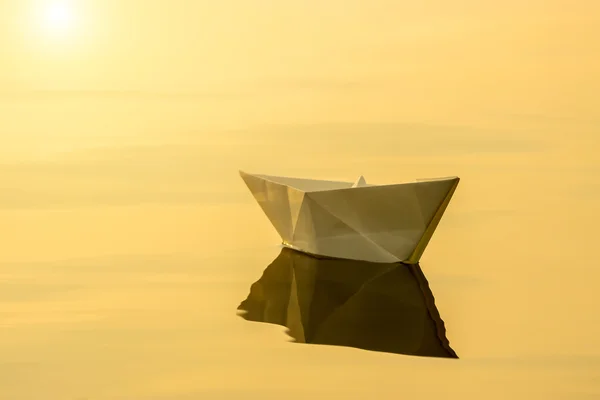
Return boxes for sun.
[38,1,78,36]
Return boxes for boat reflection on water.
[237,248,458,358]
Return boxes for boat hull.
[240,171,459,264]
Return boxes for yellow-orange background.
[1,1,599,398]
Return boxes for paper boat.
[240,171,459,264]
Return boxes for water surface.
[1,1,599,398]
[238,248,458,358]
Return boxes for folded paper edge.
[240,171,458,193]
[405,177,460,264]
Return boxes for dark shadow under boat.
[237,247,458,358]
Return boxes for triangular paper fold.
[240,171,459,263]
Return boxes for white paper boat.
[240,171,459,264]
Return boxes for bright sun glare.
[39,1,77,36]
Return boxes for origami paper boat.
[240,171,459,264]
